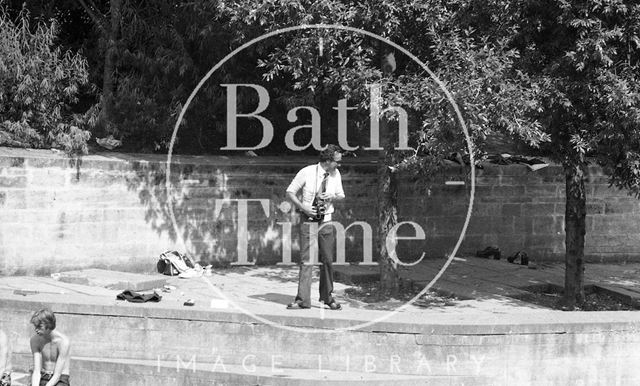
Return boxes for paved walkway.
[336,257,640,306]
[3,260,640,385]
[1,258,640,328]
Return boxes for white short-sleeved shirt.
[286,163,345,222]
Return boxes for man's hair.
[319,144,342,162]
[30,309,56,330]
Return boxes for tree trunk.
[378,116,399,294]
[377,44,399,294]
[100,0,121,134]
[563,160,587,309]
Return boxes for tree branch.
[74,0,108,35]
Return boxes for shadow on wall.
[120,155,382,267]
[117,153,496,268]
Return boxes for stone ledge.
[7,353,446,386]
[56,269,167,291]
[2,295,640,336]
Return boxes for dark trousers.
[295,222,336,307]
[39,373,70,386]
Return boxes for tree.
[0,6,91,154]
[218,0,549,292]
[68,0,283,152]
[70,0,121,135]
[514,0,640,308]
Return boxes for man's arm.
[319,173,345,202]
[30,337,42,386]
[334,172,345,200]
[44,337,69,386]
[286,167,315,217]
[287,191,315,218]
[318,191,343,202]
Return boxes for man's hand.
[317,192,332,202]
[301,203,317,218]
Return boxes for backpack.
[157,251,194,276]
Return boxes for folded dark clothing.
[40,372,70,386]
[116,289,162,303]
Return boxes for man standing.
[286,145,345,310]
[29,309,71,386]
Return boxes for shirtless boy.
[29,310,70,386]
[0,329,11,386]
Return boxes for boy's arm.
[30,337,42,386]
[44,337,70,386]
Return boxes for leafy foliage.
[218,0,549,167]
[0,6,91,154]
[513,0,640,307]
[516,0,640,182]
[5,0,553,157]
[80,0,284,153]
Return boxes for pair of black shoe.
[508,251,529,265]
[286,299,342,310]
[476,246,501,260]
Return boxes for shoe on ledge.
[508,251,528,265]
[476,246,501,260]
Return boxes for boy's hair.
[319,144,342,163]
[30,309,56,330]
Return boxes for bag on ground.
[157,251,194,276]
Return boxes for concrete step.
[9,354,443,386]
[80,357,442,386]
[3,297,640,382]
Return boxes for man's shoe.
[325,301,342,310]
[508,251,528,264]
[476,246,501,260]
[286,301,310,309]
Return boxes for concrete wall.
[413,163,640,263]
[2,299,640,384]
[1,147,640,275]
